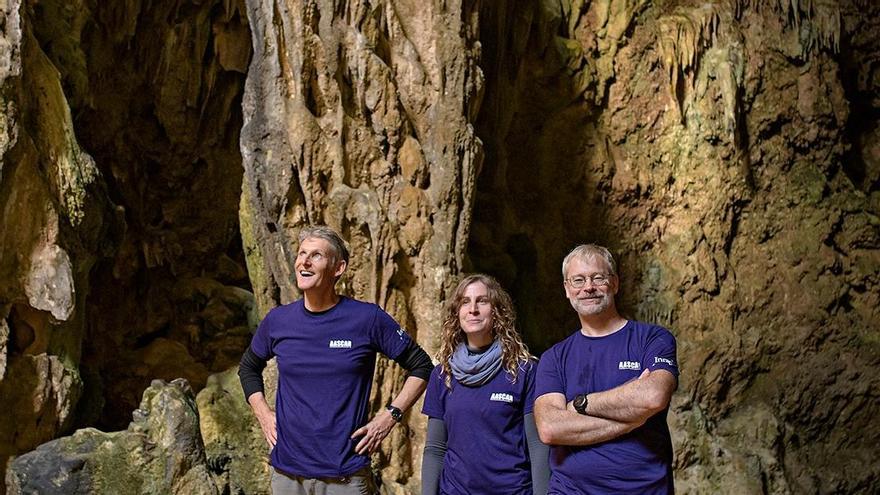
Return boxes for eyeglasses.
[565,274,612,288]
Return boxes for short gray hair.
[298,225,350,266]
[562,244,617,278]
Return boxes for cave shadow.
[467,1,615,355]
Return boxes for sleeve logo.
[654,356,676,367]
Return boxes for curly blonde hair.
[437,274,534,388]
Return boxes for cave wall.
[237,0,483,491]
[66,0,253,430]
[1,0,252,487]
[0,0,114,483]
[2,0,879,494]
[470,0,880,492]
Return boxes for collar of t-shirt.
[302,297,344,316]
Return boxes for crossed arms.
[534,368,676,446]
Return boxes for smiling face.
[564,255,618,317]
[457,281,495,348]
[294,237,346,293]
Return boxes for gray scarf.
[449,340,503,386]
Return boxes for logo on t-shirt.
[618,360,641,370]
[490,393,514,403]
[329,339,352,349]
[397,327,406,339]
[654,356,676,367]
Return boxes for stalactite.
[657,3,721,119]
[736,0,841,55]
[659,0,841,127]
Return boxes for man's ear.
[334,259,347,278]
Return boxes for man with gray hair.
[238,225,433,494]
[534,244,679,494]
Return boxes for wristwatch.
[573,394,589,415]
[386,404,403,422]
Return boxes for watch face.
[387,406,403,421]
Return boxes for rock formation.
[0,0,114,485]
[7,379,218,495]
[0,0,252,488]
[68,0,252,431]
[237,0,482,490]
[1,0,878,493]
[469,1,879,492]
[196,362,278,494]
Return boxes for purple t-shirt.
[249,296,411,478]
[535,320,679,494]
[422,360,539,495]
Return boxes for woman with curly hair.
[421,274,549,495]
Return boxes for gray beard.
[571,295,610,316]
